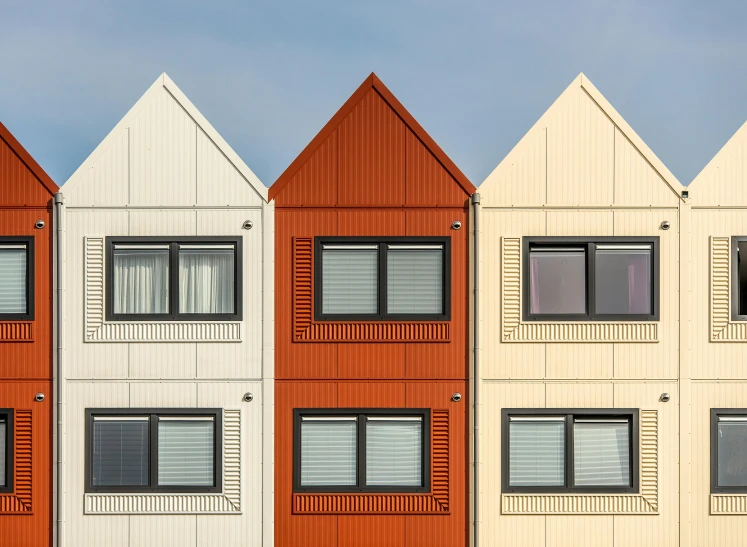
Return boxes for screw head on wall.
[243,392,253,402]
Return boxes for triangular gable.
[481,73,683,207]
[689,119,747,206]
[269,73,475,205]
[0,121,58,201]
[63,73,267,205]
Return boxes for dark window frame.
[84,408,223,494]
[314,236,451,321]
[711,408,747,493]
[501,408,639,494]
[522,236,660,322]
[293,408,431,493]
[0,236,34,321]
[105,236,242,322]
[0,409,13,493]
[731,237,747,320]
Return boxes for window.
[502,409,638,493]
[0,409,12,493]
[0,237,33,320]
[293,409,430,493]
[85,409,222,493]
[105,237,242,321]
[314,237,450,321]
[731,238,747,320]
[711,410,747,493]
[523,237,658,321]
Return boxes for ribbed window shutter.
[365,417,423,486]
[157,418,215,486]
[573,419,630,486]
[509,418,565,486]
[387,245,443,314]
[92,418,149,487]
[300,418,357,486]
[322,246,378,314]
[0,246,27,314]
[0,419,5,486]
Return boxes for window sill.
[0,322,33,343]
[711,494,747,514]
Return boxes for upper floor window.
[711,410,747,493]
[523,237,659,321]
[731,237,747,320]
[0,237,33,320]
[0,409,12,492]
[105,237,242,321]
[314,237,450,321]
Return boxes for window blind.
[112,247,170,314]
[509,417,565,486]
[322,246,378,314]
[92,417,149,487]
[718,417,747,487]
[387,245,443,314]
[0,419,5,486]
[157,417,215,486]
[573,419,630,486]
[178,247,235,314]
[300,417,357,486]
[366,417,422,486]
[0,246,27,314]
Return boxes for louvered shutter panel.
[366,417,423,486]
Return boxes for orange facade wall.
[0,122,57,547]
[272,75,474,547]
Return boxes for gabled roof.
[63,73,267,202]
[689,119,747,205]
[0,121,58,196]
[269,72,475,200]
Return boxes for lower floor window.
[0,409,12,491]
[712,410,747,493]
[86,409,221,493]
[503,409,638,493]
[294,409,429,493]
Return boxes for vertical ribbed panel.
[223,409,241,509]
[0,133,52,205]
[0,409,32,513]
[274,131,338,207]
[404,129,467,206]
[293,237,313,337]
[639,410,658,510]
[0,323,32,341]
[614,127,679,206]
[691,119,747,206]
[85,237,105,336]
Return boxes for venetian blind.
[300,417,357,486]
[573,419,631,486]
[509,417,565,486]
[387,245,443,314]
[0,245,27,314]
[92,417,149,487]
[322,246,378,314]
[0,419,6,486]
[157,417,215,486]
[366,417,423,486]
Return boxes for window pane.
[179,247,235,314]
[529,249,586,315]
[301,418,357,486]
[387,246,443,315]
[738,242,747,316]
[574,419,630,486]
[595,245,652,315]
[366,418,422,486]
[0,246,27,314]
[322,246,378,315]
[158,418,215,486]
[0,419,5,487]
[718,418,747,487]
[92,418,149,487]
[509,418,565,486]
[112,247,169,314]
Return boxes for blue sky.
[1,0,746,187]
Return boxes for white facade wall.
[60,74,273,547]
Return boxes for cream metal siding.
[60,74,272,547]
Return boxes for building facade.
[59,74,274,547]
[270,73,475,547]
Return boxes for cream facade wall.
[477,74,685,547]
[59,74,273,547]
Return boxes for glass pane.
[509,419,565,486]
[92,418,149,487]
[0,246,27,314]
[737,242,747,316]
[595,246,652,315]
[718,419,747,487]
[322,247,378,315]
[366,418,423,486]
[301,419,357,486]
[158,419,215,486]
[574,420,631,486]
[112,248,169,314]
[529,249,586,315]
[387,246,443,315]
[0,419,5,487]
[179,248,235,314]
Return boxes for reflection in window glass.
[92,417,149,487]
[718,417,747,487]
[529,248,586,315]
[595,245,652,315]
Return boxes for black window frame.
[522,236,660,322]
[0,409,13,493]
[0,236,34,321]
[105,236,242,322]
[710,408,747,493]
[314,236,451,321]
[293,408,431,493]
[501,408,639,494]
[85,408,223,494]
[731,237,747,320]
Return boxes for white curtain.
[112,248,169,314]
[0,418,5,486]
[509,418,565,486]
[92,417,149,487]
[322,246,378,314]
[366,417,422,486]
[157,418,215,486]
[179,247,235,314]
[573,419,630,486]
[301,418,357,486]
[387,245,443,314]
[0,246,27,314]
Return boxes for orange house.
[270,74,475,547]
[0,122,58,546]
